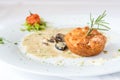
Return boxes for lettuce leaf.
[23,19,47,32]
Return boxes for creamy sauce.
[22,28,81,58]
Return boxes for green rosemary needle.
[86,10,110,36]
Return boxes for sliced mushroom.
[55,33,65,42]
[55,42,67,51]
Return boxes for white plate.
[0,3,120,77]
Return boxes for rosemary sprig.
[86,10,110,36]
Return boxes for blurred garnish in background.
[22,12,47,32]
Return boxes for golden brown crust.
[64,26,106,57]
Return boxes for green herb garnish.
[86,10,110,36]
[103,50,108,54]
[14,42,18,45]
[23,12,47,32]
[118,49,120,52]
[0,37,4,44]
[23,20,47,32]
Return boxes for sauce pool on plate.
[21,28,81,59]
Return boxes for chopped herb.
[23,21,47,32]
[48,36,55,43]
[0,37,4,44]
[0,38,19,45]
[0,41,4,44]
[38,33,42,35]
[20,28,26,31]
[42,42,49,46]
[14,42,18,45]
[87,10,110,36]
[103,50,108,54]
[0,38,2,41]
[118,49,120,52]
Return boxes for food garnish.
[14,42,18,45]
[103,50,108,54]
[118,49,120,52]
[0,38,19,45]
[42,39,49,46]
[0,37,4,44]
[64,11,110,57]
[86,10,110,36]
[23,12,47,31]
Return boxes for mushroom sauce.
[22,28,81,58]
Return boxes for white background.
[0,0,120,80]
